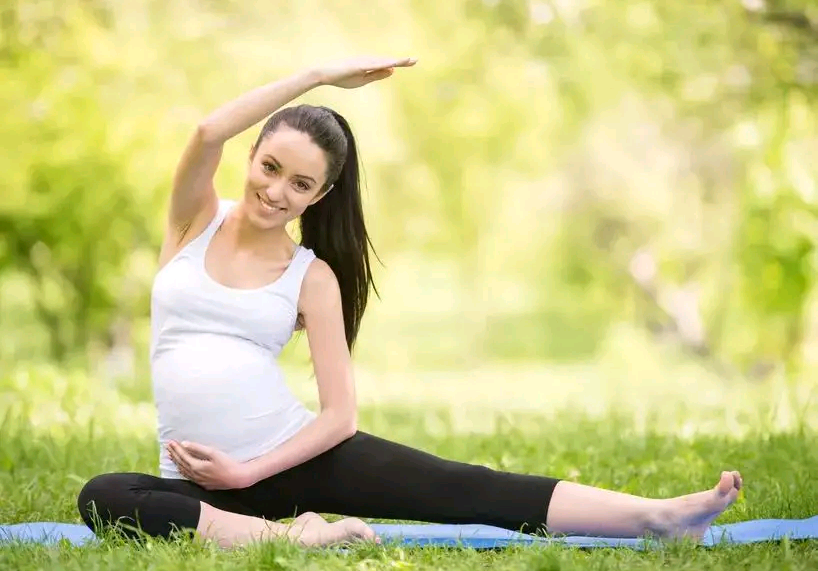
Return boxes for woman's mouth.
[257,194,285,214]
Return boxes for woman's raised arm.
[166,56,415,236]
[167,68,324,236]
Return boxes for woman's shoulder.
[298,256,340,308]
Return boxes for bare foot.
[651,471,742,540]
[285,515,379,547]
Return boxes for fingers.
[168,440,221,488]
[167,441,189,470]
[389,56,417,68]
[177,463,195,481]
[180,441,212,460]
[170,450,204,484]
[363,56,417,72]
[168,441,202,482]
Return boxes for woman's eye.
[263,162,276,173]
[296,182,309,191]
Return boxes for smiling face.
[243,125,330,229]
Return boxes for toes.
[732,471,743,490]
[715,471,734,495]
[726,485,740,507]
[350,520,377,541]
[356,524,376,540]
[334,518,377,542]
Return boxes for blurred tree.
[0,0,815,375]
[0,0,236,364]
[511,0,818,372]
[0,1,145,361]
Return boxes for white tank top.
[150,198,317,479]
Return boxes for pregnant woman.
[77,56,743,548]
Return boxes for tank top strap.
[207,199,236,241]
[277,245,317,305]
[186,198,236,256]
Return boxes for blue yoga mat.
[2,517,817,549]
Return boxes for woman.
[77,56,743,548]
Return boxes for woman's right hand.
[314,56,417,89]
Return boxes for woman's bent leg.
[77,472,377,547]
[77,472,253,539]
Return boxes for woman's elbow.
[195,121,226,145]
[323,406,357,438]
[343,415,358,438]
[338,409,358,438]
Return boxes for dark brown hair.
[252,104,377,351]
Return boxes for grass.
[1,345,818,569]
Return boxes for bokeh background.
[1,0,817,438]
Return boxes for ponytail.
[299,109,378,352]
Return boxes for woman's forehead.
[259,127,327,176]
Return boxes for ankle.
[643,498,674,537]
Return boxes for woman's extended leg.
[76,472,376,547]
[546,471,743,539]
[242,431,560,534]
[245,432,742,540]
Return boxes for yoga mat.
[2,518,817,549]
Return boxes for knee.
[76,473,131,530]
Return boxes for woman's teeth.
[258,194,283,213]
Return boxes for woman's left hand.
[167,440,254,490]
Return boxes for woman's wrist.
[303,66,328,88]
[242,459,263,487]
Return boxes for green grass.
[1,358,818,569]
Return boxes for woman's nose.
[264,180,286,202]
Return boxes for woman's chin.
[251,207,294,231]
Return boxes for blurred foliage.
[0,0,816,379]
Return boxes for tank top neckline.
[200,200,307,295]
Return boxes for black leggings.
[77,431,560,538]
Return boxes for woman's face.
[244,126,329,228]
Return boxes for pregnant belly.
[151,334,310,461]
